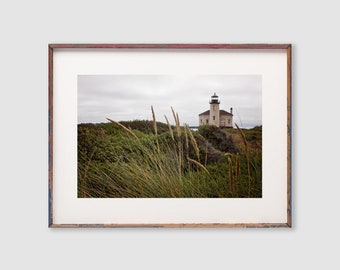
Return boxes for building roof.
[198,110,233,116]
[220,110,233,116]
[198,110,210,116]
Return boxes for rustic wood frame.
[48,44,292,228]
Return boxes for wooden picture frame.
[49,44,292,228]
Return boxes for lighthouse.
[198,93,233,128]
[209,93,220,127]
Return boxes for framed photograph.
[49,44,292,228]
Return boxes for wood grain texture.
[48,45,54,227]
[49,43,291,50]
[286,45,292,227]
[48,44,292,228]
[50,223,291,228]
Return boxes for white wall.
[1,0,339,269]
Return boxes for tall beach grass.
[78,108,262,198]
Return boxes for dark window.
[213,116,215,120]
[228,119,231,124]
[206,119,208,124]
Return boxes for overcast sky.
[78,75,262,128]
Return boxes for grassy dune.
[78,110,262,198]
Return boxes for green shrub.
[119,120,170,134]
[198,125,239,154]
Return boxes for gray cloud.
[78,75,262,128]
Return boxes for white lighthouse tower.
[209,93,220,127]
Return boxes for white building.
[198,93,233,128]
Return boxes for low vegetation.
[78,108,262,198]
